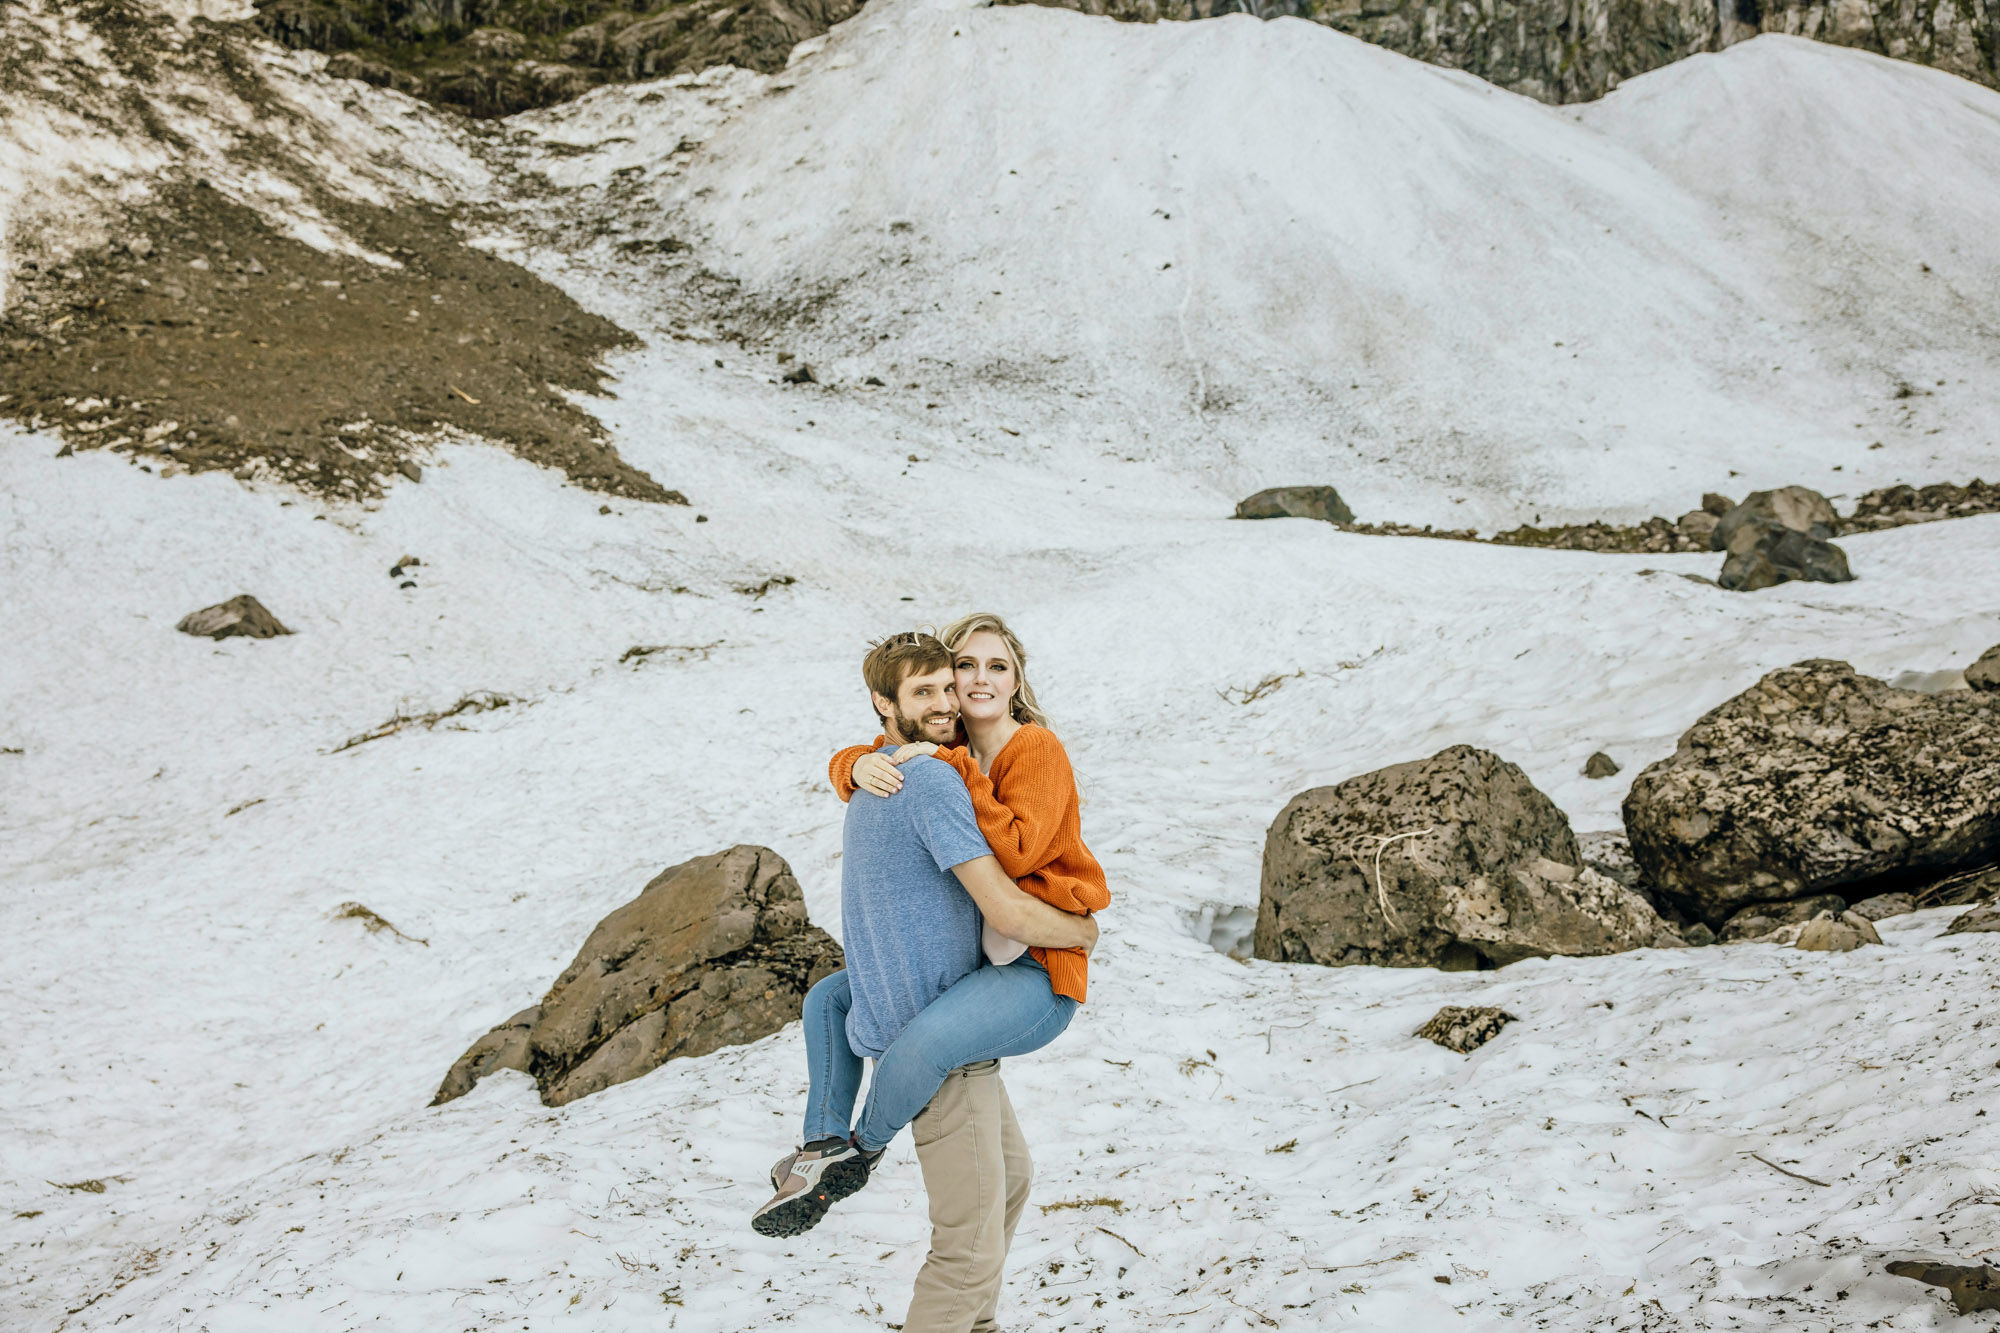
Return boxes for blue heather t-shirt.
[840,747,992,1059]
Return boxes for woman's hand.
[890,742,939,764]
[851,751,904,797]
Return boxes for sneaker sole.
[820,1155,873,1202]
[751,1186,833,1239]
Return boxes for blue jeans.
[801,957,1077,1151]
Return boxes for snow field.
[6,0,2000,1327]
[5,323,1999,1327]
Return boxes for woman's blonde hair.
[938,612,1049,729]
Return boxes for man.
[758,632,1097,1333]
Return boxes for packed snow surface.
[5,1,2000,1330]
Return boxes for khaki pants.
[903,1060,1032,1333]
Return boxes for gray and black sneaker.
[820,1137,887,1200]
[751,1139,860,1238]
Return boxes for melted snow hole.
[1185,902,1257,960]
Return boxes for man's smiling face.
[876,665,959,746]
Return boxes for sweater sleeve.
[942,730,1073,881]
[828,739,883,803]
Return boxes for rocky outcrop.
[1844,478,2000,534]
[1234,485,1355,524]
[1623,660,2000,926]
[255,0,866,116]
[434,845,842,1107]
[1887,1261,2000,1314]
[1256,745,1680,971]
[1001,0,1996,103]
[176,594,292,640]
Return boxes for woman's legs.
[852,959,1077,1151]
[801,970,865,1145]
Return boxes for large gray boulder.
[434,845,842,1107]
[1255,745,1679,970]
[1624,661,2000,926]
[1234,485,1354,524]
[1710,486,1840,550]
[1718,518,1853,591]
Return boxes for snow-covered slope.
[571,2,1999,525]
[6,1,2000,1330]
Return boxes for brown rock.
[1794,909,1882,951]
[433,845,842,1107]
[1717,517,1852,591]
[1711,485,1839,550]
[1719,893,1847,943]
[176,594,292,640]
[1234,485,1355,524]
[1582,751,1620,779]
[1849,891,1917,921]
[1256,745,1679,970]
[1701,492,1736,517]
[1624,660,2000,925]
[1415,1005,1515,1054]
[1945,901,2000,934]
[1967,644,2000,693]
[1676,509,1720,546]
[1887,1261,2000,1314]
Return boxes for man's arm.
[950,856,1099,952]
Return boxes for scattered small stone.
[126,236,154,259]
[1849,892,1916,922]
[781,362,817,384]
[1794,910,1882,952]
[54,443,72,458]
[599,504,612,514]
[1966,644,2000,693]
[175,594,292,640]
[1701,492,1735,516]
[1416,1006,1515,1054]
[1945,901,2000,934]
[1582,751,1620,779]
[695,514,708,523]
[863,375,885,386]
[1681,922,1716,947]
[1233,485,1354,524]
[1886,1261,2000,1314]
[397,459,422,482]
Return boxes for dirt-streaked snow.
[5,1,2000,1330]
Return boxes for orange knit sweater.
[829,724,1109,1003]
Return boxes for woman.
[750,612,1110,1239]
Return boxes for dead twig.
[1745,1153,1829,1187]
[1226,1291,1279,1327]
[619,640,721,665]
[1218,669,1303,706]
[334,902,429,947]
[1304,1250,1416,1274]
[1095,1226,1146,1258]
[1265,1019,1312,1054]
[330,691,518,753]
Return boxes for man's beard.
[889,705,957,745]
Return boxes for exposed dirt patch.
[2,183,681,504]
[253,0,863,117]
[1845,478,2000,532]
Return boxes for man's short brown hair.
[863,631,951,728]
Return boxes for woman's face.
[953,630,1018,726]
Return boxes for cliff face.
[252,0,864,115]
[1006,0,1996,102]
